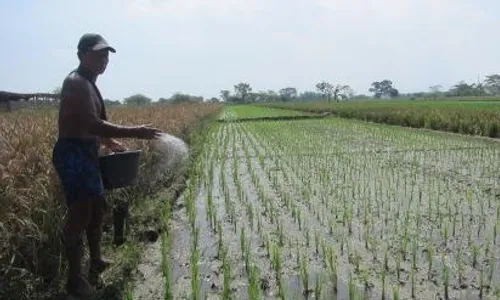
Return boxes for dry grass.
[0,103,221,299]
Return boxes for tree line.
[103,92,218,106]
[425,74,500,98]
[101,73,500,106]
[220,80,397,104]
[222,74,500,103]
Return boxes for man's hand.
[103,138,128,153]
[132,124,162,140]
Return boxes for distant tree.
[279,87,297,101]
[333,84,353,102]
[227,96,240,103]
[298,91,323,101]
[475,80,486,97]
[255,90,281,103]
[389,88,399,98]
[351,94,371,100]
[369,80,398,99]
[207,97,220,103]
[345,86,355,99]
[484,74,500,95]
[246,92,259,103]
[315,81,334,101]
[157,97,170,104]
[266,90,280,102]
[429,85,443,100]
[103,99,121,106]
[220,90,231,102]
[170,93,203,104]
[124,93,153,106]
[252,91,267,102]
[234,83,252,102]
[449,81,477,96]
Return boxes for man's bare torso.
[58,72,102,139]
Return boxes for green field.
[262,100,500,110]
[166,105,500,300]
[259,100,500,138]
[220,105,309,120]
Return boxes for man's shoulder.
[62,72,90,95]
[63,72,87,88]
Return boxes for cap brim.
[91,43,116,53]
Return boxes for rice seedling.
[488,257,496,292]
[442,255,450,300]
[248,263,261,300]
[272,243,282,282]
[222,246,231,300]
[327,246,338,292]
[314,230,320,255]
[217,220,224,259]
[381,268,387,300]
[299,252,310,295]
[472,242,480,269]
[396,252,402,282]
[314,273,324,300]
[190,242,201,300]
[392,285,400,300]
[162,223,173,300]
[479,266,485,299]
[384,247,389,272]
[457,247,465,286]
[411,238,418,270]
[305,227,310,247]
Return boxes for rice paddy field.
[222,105,311,120]
[259,100,500,138]
[166,105,500,300]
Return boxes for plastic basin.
[99,150,142,190]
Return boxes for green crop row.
[218,104,308,120]
[259,101,500,138]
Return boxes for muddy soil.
[132,238,164,300]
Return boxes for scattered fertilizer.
[149,133,189,180]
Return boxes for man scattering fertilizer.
[52,33,162,298]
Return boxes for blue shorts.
[52,138,104,206]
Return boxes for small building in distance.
[0,91,59,112]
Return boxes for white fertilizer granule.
[149,133,189,180]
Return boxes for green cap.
[77,33,116,53]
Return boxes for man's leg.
[87,195,111,285]
[64,198,93,296]
[87,196,106,262]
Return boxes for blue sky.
[1,0,499,101]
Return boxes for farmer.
[52,33,161,298]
